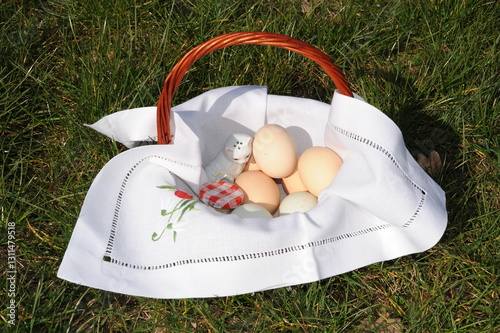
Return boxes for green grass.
[1,0,498,331]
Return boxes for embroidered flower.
[152,184,198,242]
[174,190,194,200]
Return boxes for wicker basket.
[57,32,447,299]
[156,31,354,144]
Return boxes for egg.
[232,203,273,219]
[282,166,308,194]
[252,124,297,178]
[298,146,343,197]
[235,170,280,214]
[278,191,318,216]
[243,154,261,171]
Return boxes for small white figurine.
[204,133,253,183]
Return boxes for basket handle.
[157,31,353,144]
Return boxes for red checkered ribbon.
[199,181,244,210]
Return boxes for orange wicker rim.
[157,31,353,145]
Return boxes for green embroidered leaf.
[178,199,194,209]
[155,191,199,242]
[157,185,176,190]
[152,231,161,241]
[178,200,197,221]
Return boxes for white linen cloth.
[58,86,447,298]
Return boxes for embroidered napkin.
[58,86,447,298]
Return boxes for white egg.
[278,191,318,216]
[232,203,273,219]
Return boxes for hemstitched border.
[104,223,393,270]
[104,155,199,258]
[331,124,427,228]
[103,125,427,269]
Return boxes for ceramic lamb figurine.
[204,133,253,183]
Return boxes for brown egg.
[235,170,280,214]
[252,124,297,178]
[243,154,261,171]
[298,147,343,197]
[282,166,308,194]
